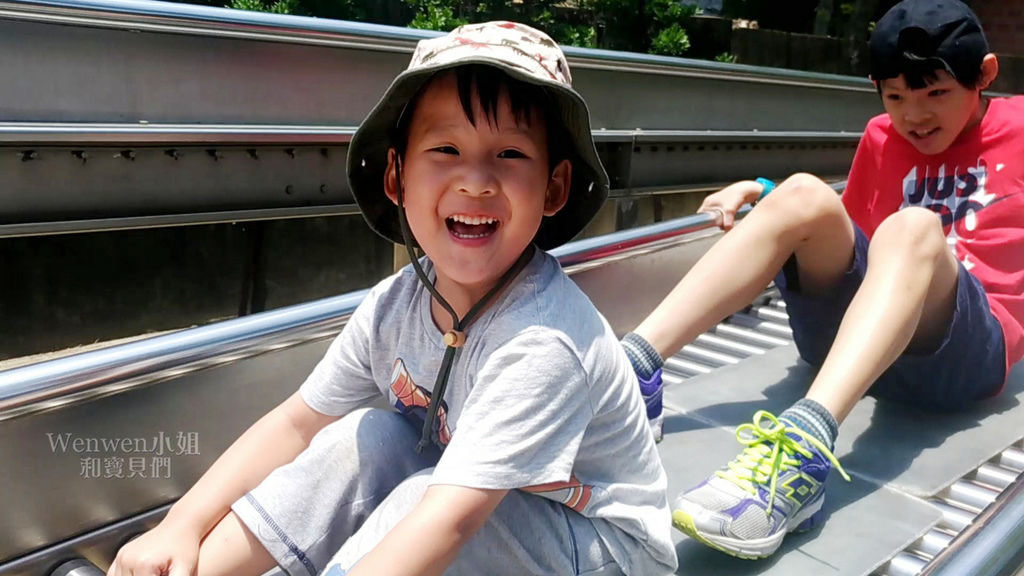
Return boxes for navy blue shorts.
[775,225,1006,411]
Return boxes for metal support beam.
[0,0,875,232]
[0,129,855,235]
[0,0,880,131]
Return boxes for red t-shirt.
[843,96,1024,381]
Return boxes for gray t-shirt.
[301,249,676,575]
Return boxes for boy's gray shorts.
[231,407,623,576]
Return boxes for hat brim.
[347,56,609,250]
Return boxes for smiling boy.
[108,22,676,576]
[620,0,1024,559]
[386,69,571,310]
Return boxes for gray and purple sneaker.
[672,411,849,559]
[638,368,664,443]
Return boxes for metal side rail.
[918,468,1024,576]
[0,210,727,573]
[880,445,1024,576]
[0,209,730,422]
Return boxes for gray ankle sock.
[780,398,838,450]
[621,332,663,379]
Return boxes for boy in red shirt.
[621,0,1023,559]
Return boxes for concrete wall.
[731,27,871,77]
[0,193,719,363]
[726,8,1024,93]
[974,0,1024,94]
[0,216,394,362]
[975,0,1024,56]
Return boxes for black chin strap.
[394,159,533,453]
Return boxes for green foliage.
[209,0,709,59]
[402,1,601,47]
[531,5,597,48]
[648,0,695,23]
[651,23,690,56]
[408,0,468,31]
[229,0,299,14]
[199,0,386,22]
[228,0,262,10]
[298,0,373,21]
[648,0,696,56]
[561,24,598,49]
[585,0,696,55]
[714,51,738,63]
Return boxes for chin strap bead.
[443,330,466,348]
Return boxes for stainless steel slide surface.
[662,316,1024,576]
[666,345,1024,499]
[661,417,942,576]
[0,2,1020,570]
[2,215,1021,575]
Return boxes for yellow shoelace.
[715,410,851,514]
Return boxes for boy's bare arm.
[165,390,336,533]
[635,178,766,357]
[108,390,338,575]
[697,179,765,231]
[347,485,509,576]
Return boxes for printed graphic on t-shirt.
[900,161,1003,269]
[522,475,593,513]
[390,358,452,446]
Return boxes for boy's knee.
[760,173,844,225]
[873,208,947,260]
[309,408,433,473]
[369,470,433,523]
[780,172,826,191]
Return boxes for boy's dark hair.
[393,64,572,172]
[870,0,989,90]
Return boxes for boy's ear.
[384,148,400,206]
[977,53,999,90]
[544,159,572,216]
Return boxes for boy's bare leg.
[196,512,276,576]
[806,207,959,423]
[666,188,961,559]
[635,173,855,359]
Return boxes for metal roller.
[750,305,791,324]
[943,480,1000,513]
[664,355,714,376]
[972,462,1020,490]
[996,447,1024,472]
[727,312,794,338]
[885,552,928,576]
[931,501,975,533]
[712,323,792,348]
[51,559,104,576]
[915,529,954,558]
[679,343,742,367]
[693,332,767,358]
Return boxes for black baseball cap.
[870,0,989,88]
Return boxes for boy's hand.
[107,523,201,576]
[698,180,765,231]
